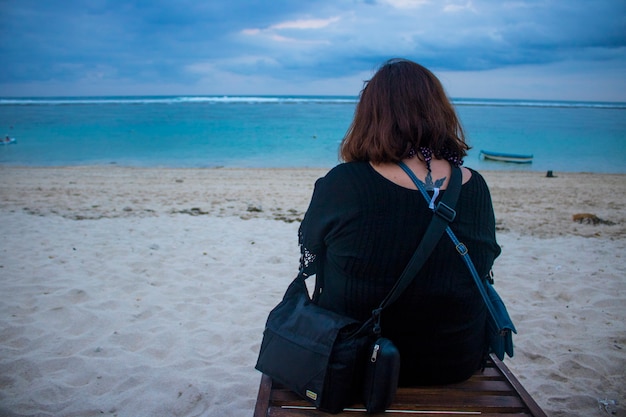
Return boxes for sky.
[1,0,625,101]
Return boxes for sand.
[0,166,624,417]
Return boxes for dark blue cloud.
[0,0,321,83]
[0,0,624,95]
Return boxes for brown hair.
[340,58,469,164]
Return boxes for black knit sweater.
[298,161,501,385]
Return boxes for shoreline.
[1,165,625,416]
[1,165,625,238]
[2,162,626,176]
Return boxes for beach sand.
[0,166,624,417]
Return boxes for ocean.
[1,96,625,173]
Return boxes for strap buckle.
[455,243,468,256]
[435,202,456,222]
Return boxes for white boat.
[480,150,533,164]
[1,137,17,145]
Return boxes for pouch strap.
[400,164,510,332]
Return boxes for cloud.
[0,0,624,100]
[269,16,341,30]
[383,0,430,9]
[240,16,340,45]
[443,1,476,13]
[439,57,626,102]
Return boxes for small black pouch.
[362,337,401,413]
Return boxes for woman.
[298,58,501,385]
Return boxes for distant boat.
[480,150,533,164]
[1,137,17,145]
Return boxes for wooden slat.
[254,354,546,417]
[253,374,273,417]
[491,356,547,417]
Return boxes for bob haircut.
[340,58,469,164]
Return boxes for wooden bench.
[254,354,547,416]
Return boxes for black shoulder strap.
[376,162,462,314]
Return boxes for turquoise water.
[1,96,625,173]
